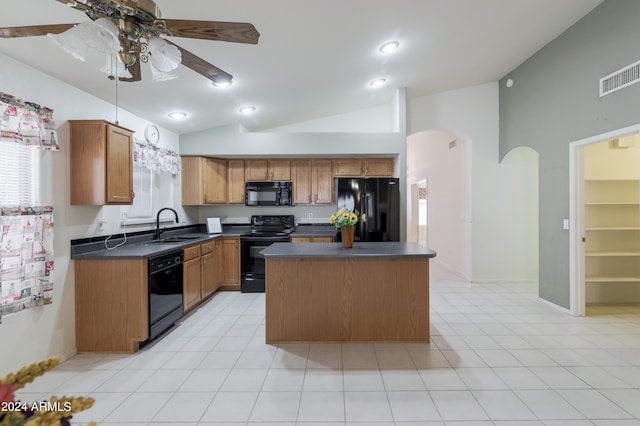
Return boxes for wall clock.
[144,124,160,145]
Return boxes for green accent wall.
[499,0,640,307]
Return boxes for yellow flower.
[329,215,337,223]
[349,213,358,224]
[336,209,343,216]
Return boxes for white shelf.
[585,227,640,231]
[586,276,640,283]
[585,251,640,257]
[585,202,640,206]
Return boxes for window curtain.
[0,92,60,151]
[0,206,55,323]
[133,138,180,175]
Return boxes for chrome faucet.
[155,207,179,240]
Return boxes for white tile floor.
[15,263,640,425]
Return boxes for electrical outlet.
[308,213,313,219]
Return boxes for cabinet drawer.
[200,240,217,254]
[184,245,201,261]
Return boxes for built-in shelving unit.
[584,179,640,303]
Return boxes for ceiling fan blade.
[0,23,76,38]
[165,40,233,84]
[119,54,142,83]
[162,19,259,44]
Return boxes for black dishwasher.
[147,250,184,340]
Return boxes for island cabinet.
[227,159,245,204]
[69,120,134,205]
[245,159,291,181]
[220,237,240,289]
[75,258,148,353]
[291,159,333,205]
[181,156,228,205]
[262,242,436,343]
[333,158,395,177]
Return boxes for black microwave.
[245,181,292,206]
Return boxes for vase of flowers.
[329,209,359,249]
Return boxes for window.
[0,141,35,206]
[122,165,152,219]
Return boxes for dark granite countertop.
[71,225,251,260]
[261,242,437,259]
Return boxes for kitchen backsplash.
[200,204,335,225]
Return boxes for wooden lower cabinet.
[220,237,240,289]
[75,258,148,353]
[201,239,221,299]
[291,236,334,243]
[183,246,202,312]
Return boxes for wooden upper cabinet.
[70,120,133,205]
[203,158,227,204]
[364,158,395,176]
[245,159,291,181]
[181,156,227,205]
[312,159,333,204]
[291,159,312,204]
[333,159,363,177]
[227,159,245,204]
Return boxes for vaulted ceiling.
[0,0,604,134]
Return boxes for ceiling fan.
[0,0,260,84]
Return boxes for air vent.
[600,60,640,97]
[448,140,456,149]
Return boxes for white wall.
[407,130,471,278]
[0,52,185,372]
[408,83,538,282]
[266,104,393,133]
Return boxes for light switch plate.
[562,219,569,230]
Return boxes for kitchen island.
[261,242,436,343]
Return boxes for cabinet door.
[181,156,205,205]
[220,237,240,285]
[364,158,394,177]
[269,159,291,180]
[227,159,245,204]
[105,124,134,204]
[313,159,333,204]
[246,159,269,180]
[201,251,217,299]
[183,257,201,312]
[333,159,363,177]
[291,237,311,243]
[204,158,227,204]
[291,160,312,204]
[311,237,334,243]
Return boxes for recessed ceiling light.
[168,111,187,120]
[212,79,232,88]
[239,105,256,114]
[379,41,399,54]
[369,78,387,88]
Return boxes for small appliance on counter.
[245,181,292,206]
[240,215,295,292]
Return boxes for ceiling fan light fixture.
[168,111,187,120]
[84,18,120,54]
[149,63,179,82]
[148,36,182,72]
[47,26,88,61]
[100,55,132,79]
[379,41,399,54]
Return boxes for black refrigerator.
[335,177,400,242]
